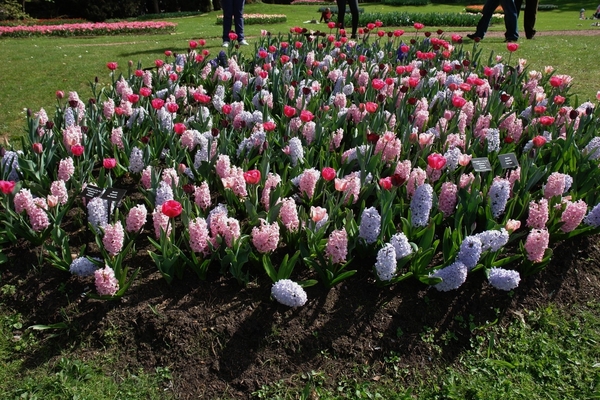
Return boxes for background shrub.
[356,11,500,27]
[382,0,430,6]
[0,0,29,20]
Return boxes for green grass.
[1,1,600,141]
[0,308,173,399]
[253,301,600,399]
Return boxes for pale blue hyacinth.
[488,267,521,291]
[457,235,482,270]
[476,229,509,252]
[359,207,381,244]
[584,203,600,227]
[288,137,304,167]
[128,146,145,174]
[87,197,109,234]
[488,179,511,218]
[390,232,413,260]
[155,181,174,207]
[69,257,99,277]
[375,243,397,281]
[271,279,307,307]
[411,183,433,228]
[430,261,468,292]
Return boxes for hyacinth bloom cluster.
[271,279,307,307]
[3,26,600,302]
[488,268,521,291]
[69,257,99,277]
[94,266,119,296]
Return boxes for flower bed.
[216,13,287,25]
[0,18,89,26]
[1,24,600,307]
[0,21,177,38]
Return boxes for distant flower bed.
[291,0,334,4]
[466,3,557,13]
[0,18,88,26]
[0,21,177,38]
[216,13,287,25]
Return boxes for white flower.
[271,279,307,307]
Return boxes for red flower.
[283,105,296,118]
[553,95,566,105]
[151,98,165,110]
[371,78,385,91]
[393,29,404,37]
[263,121,276,131]
[532,135,547,148]
[174,123,186,135]
[189,40,198,48]
[549,76,562,88]
[71,144,84,157]
[127,94,140,104]
[300,110,314,122]
[56,90,64,99]
[0,180,16,195]
[162,200,183,218]
[139,87,152,97]
[367,133,380,143]
[327,21,336,29]
[164,50,172,57]
[243,169,261,185]
[500,93,511,103]
[193,92,211,104]
[506,42,519,52]
[539,116,555,126]
[391,174,406,186]
[106,62,118,71]
[413,22,424,30]
[135,69,144,77]
[427,153,447,170]
[103,158,117,169]
[222,104,232,115]
[452,96,467,108]
[258,49,268,59]
[365,102,378,113]
[321,167,336,181]
[229,32,238,41]
[198,39,206,46]
[32,143,43,154]
[155,59,164,68]
[166,103,179,113]
[379,177,392,190]
[295,41,303,49]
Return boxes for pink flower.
[325,228,348,265]
[506,43,519,52]
[300,109,314,122]
[526,199,549,229]
[106,62,118,71]
[379,177,392,190]
[152,206,171,239]
[50,180,68,205]
[279,197,300,232]
[141,166,152,190]
[374,131,402,163]
[14,188,34,213]
[189,217,210,254]
[544,172,567,199]
[0,180,16,195]
[560,199,587,232]
[103,158,117,169]
[58,157,75,181]
[243,169,261,185]
[251,219,280,253]
[299,168,320,199]
[261,173,281,211]
[71,144,84,157]
[95,266,119,296]
[427,153,446,170]
[505,219,521,233]
[438,182,458,217]
[321,167,336,181]
[194,182,211,211]
[102,221,124,257]
[126,204,147,233]
[524,229,549,263]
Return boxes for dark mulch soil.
[2,231,599,399]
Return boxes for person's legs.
[336,0,346,30]
[232,0,245,41]
[222,0,233,43]
[523,0,539,38]
[471,0,501,38]
[347,0,359,37]
[501,0,519,40]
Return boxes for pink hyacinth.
[50,180,68,206]
[261,173,281,211]
[394,160,412,182]
[102,221,124,257]
[126,204,147,233]
[526,199,549,229]
[438,182,458,217]
[279,197,300,232]
[152,206,171,239]
[62,125,82,150]
[14,188,34,214]
[459,173,475,190]
[141,166,152,189]
[298,168,320,199]
[162,167,179,188]
[560,199,587,232]
[524,228,549,263]
[221,166,248,198]
[374,131,402,163]
[95,266,119,296]
[330,128,344,150]
[222,217,241,248]
[407,167,426,198]
[325,228,348,265]
[251,218,280,253]
[189,217,210,254]
[27,197,50,232]
[544,172,566,199]
[103,98,115,119]
[110,127,124,150]
[302,121,316,145]
[194,182,211,211]
[216,155,231,179]
[57,157,75,181]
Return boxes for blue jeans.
[222,0,245,42]
[474,0,519,40]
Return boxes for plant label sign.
[498,153,519,169]
[100,188,127,204]
[81,185,103,200]
[471,157,492,172]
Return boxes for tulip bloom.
[321,167,336,181]
[71,144,84,157]
[151,98,165,110]
[506,43,519,52]
[283,105,296,118]
[243,170,261,184]
[539,116,555,126]
[0,180,16,194]
[103,158,117,169]
[174,123,186,135]
[300,110,314,122]
[32,143,43,154]
[532,135,547,148]
[161,200,183,218]
[365,102,378,113]
[427,153,447,170]
[379,177,392,190]
[106,62,118,71]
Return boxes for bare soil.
[2,227,599,398]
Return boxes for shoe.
[466,33,482,41]
[526,30,536,39]
[239,39,249,46]
[222,42,229,47]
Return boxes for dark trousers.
[336,0,359,37]
[222,0,245,42]
[515,0,539,38]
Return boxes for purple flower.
[410,183,433,227]
[359,206,381,244]
[489,178,511,218]
[375,243,397,281]
[271,279,307,307]
[584,202,600,227]
[488,268,521,291]
[430,261,468,292]
[476,229,509,252]
[390,232,412,259]
[457,235,482,270]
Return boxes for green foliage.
[383,0,430,6]
[0,0,29,20]
[358,10,502,27]
[216,13,287,25]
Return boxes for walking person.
[467,0,519,42]
[336,0,359,39]
[515,0,539,39]
[222,0,249,47]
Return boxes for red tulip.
[371,79,385,91]
[174,123,186,135]
[263,121,276,131]
[452,96,466,108]
[139,87,152,97]
[32,143,43,154]
[243,169,261,184]
[427,153,447,170]
[106,62,118,71]
[0,180,16,194]
[300,110,314,123]
[155,59,164,68]
[71,144,84,157]
[413,22,424,30]
[539,116,555,126]
[162,199,183,218]
[193,92,211,104]
[365,102,378,114]
[166,103,179,113]
[103,158,117,169]
[127,94,140,104]
[532,135,547,148]
[56,90,64,99]
[506,43,519,52]
[379,177,392,190]
[151,98,165,110]
[283,105,296,118]
[321,167,336,181]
